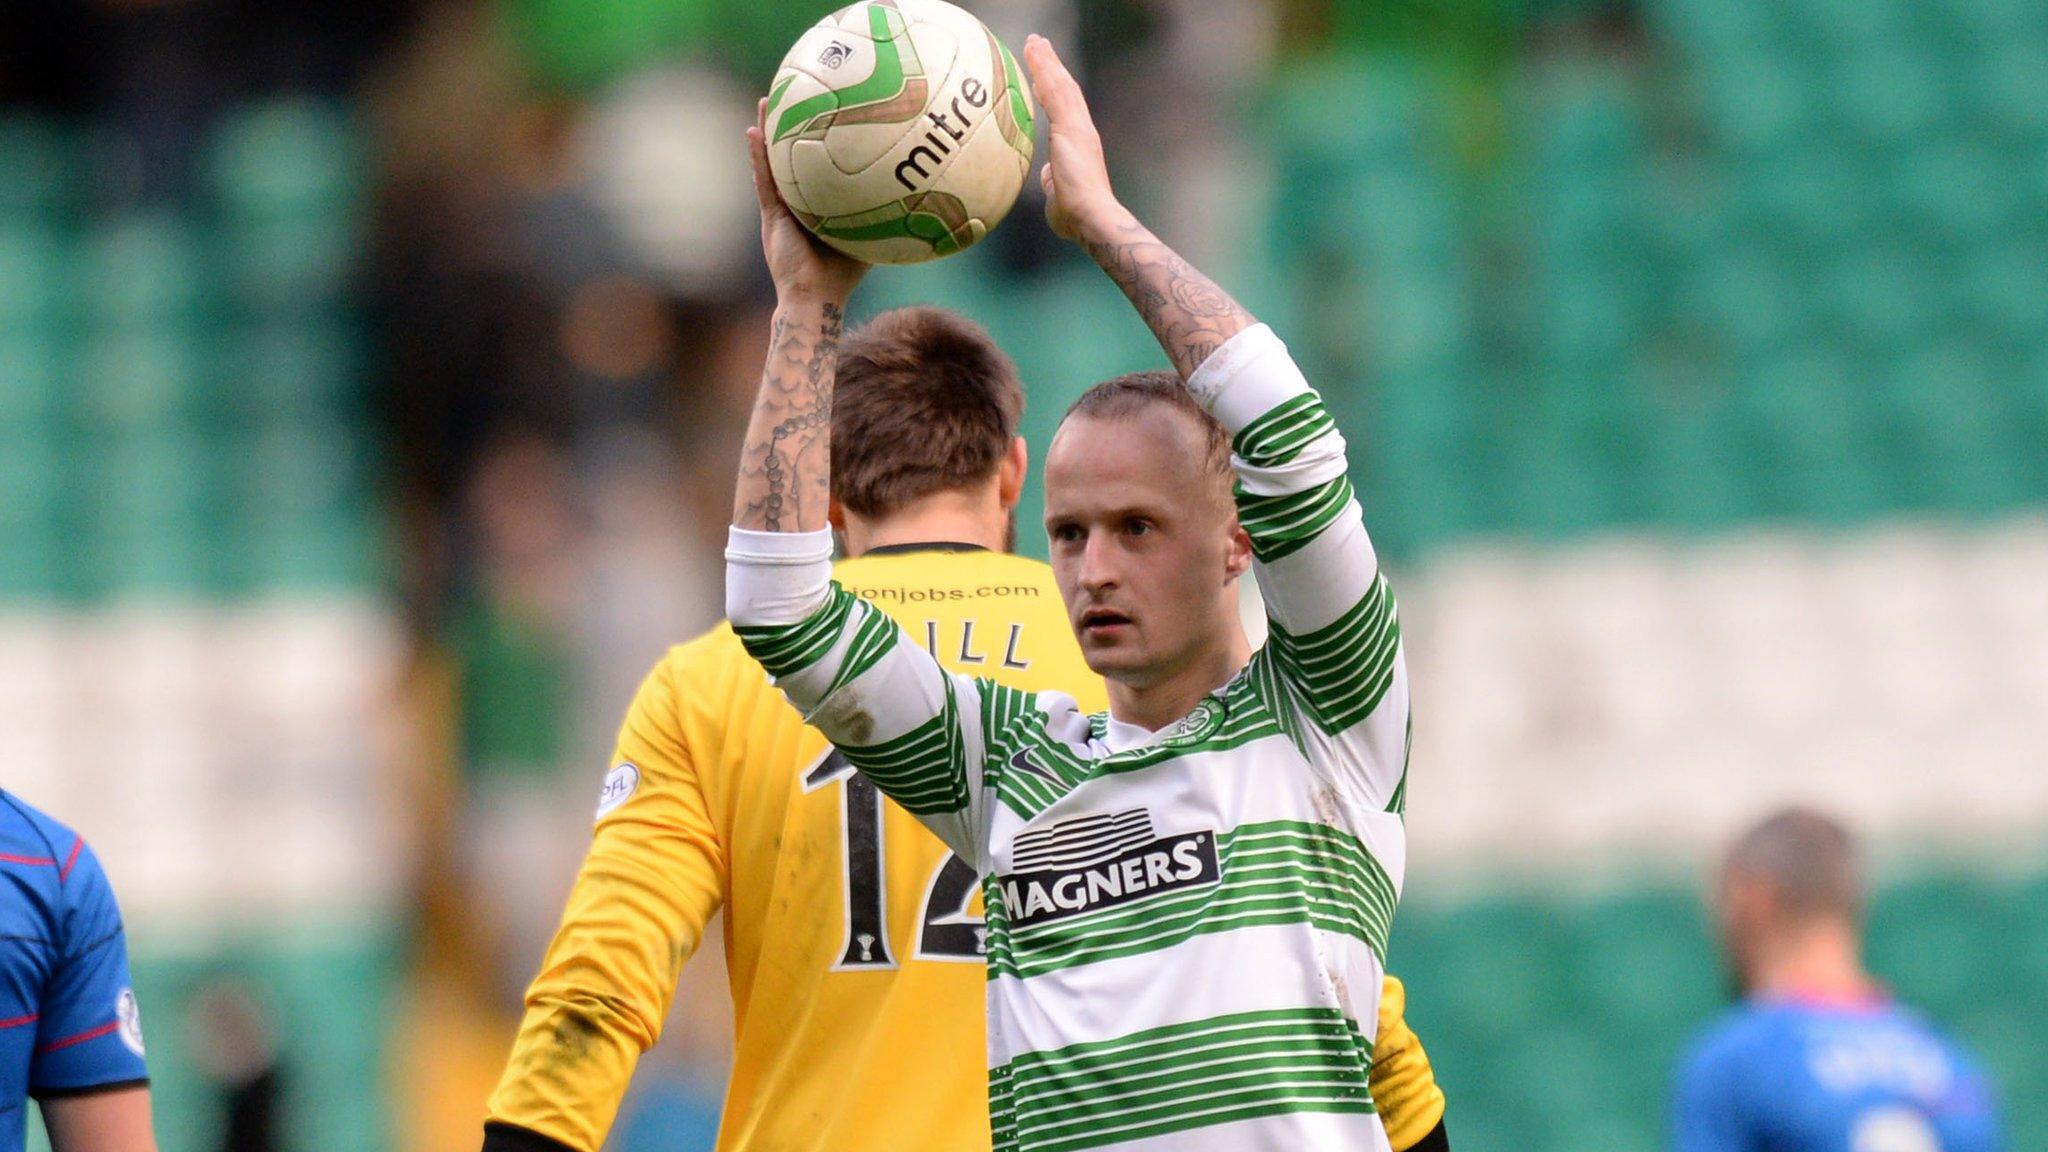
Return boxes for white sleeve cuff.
[1185,324,1314,436]
[725,526,836,626]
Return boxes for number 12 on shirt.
[803,749,983,968]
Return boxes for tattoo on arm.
[1082,220,1254,387]
[734,300,845,532]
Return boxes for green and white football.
[765,0,1036,265]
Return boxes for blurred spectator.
[188,983,284,1152]
[447,433,586,1004]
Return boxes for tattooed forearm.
[1081,219,1254,386]
[733,299,845,532]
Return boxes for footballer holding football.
[723,32,1415,1152]
[482,45,1449,1152]
[483,217,1446,1148]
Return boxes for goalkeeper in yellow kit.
[481,313,1450,1150]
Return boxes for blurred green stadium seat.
[225,317,362,418]
[236,508,382,594]
[1824,49,1950,146]
[74,431,222,598]
[0,335,66,432]
[0,225,72,331]
[78,214,216,331]
[1647,0,1795,59]
[1570,889,1721,1036]
[1734,349,1886,522]
[0,433,68,601]
[1891,140,2010,249]
[76,330,214,435]
[1793,0,1919,56]
[1743,149,1869,256]
[1697,54,1813,157]
[1683,247,1804,361]
[237,423,369,530]
[1969,37,2048,142]
[1961,242,2048,342]
[1634,401,1756,528]
[1026,268,1169,390]
[1810,247,1930,361]
[1267,57,1436,178]
[0,117,78,222]
[206,98,364,220]
[218,214,361,313]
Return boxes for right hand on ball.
[1024,34,1135,245]
[748,98,867,304]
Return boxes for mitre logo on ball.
[764,0,1036,264]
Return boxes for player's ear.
[828,497,848,533]
[1224,519,1253,581]
[998,437,1029,508]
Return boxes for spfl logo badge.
[818,41,853,69]
[595,763,641,819]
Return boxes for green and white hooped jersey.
[728,324,1410,1152]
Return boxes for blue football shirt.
[1674,995,2003,1152]
[0,792,149,1152]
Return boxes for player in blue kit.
[0,792,156,1152]
[1675,808,2003,1152]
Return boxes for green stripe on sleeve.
[1264,572,1402,735]
[733,582,858,679]
[839,679,972,816]
[1235,476,1355,562]
[1232,392,1337,467]
[824,600,902,699]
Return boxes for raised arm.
[732,99,865,534]
[1023,34,1253,383]
[724,106,1003,863]
[1027,37,1408,805]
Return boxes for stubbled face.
[1043,411,1246,690]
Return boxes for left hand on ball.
[748,98,868,304]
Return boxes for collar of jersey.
[1097,688,1233,755]
[859,542,990,557]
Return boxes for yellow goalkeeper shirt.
[485,545,1445,1152]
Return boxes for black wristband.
[1407,1116,1451,1152]
[482,1121,581,1152]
